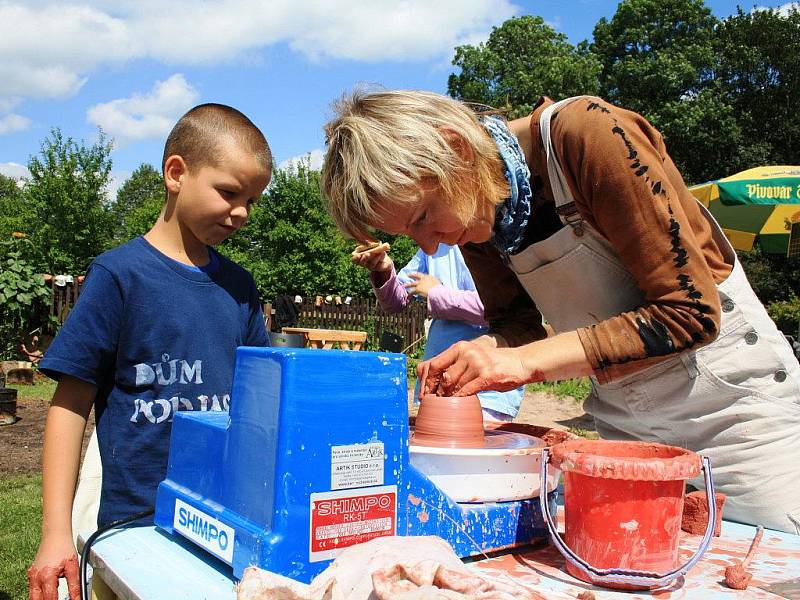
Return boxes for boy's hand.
[403,273,441,300]
[351,242,392,273]
[28,537,81,600]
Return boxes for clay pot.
[412,394,485,448]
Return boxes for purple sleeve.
[371,266,412,313]
[426,286,488,326]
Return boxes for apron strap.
[539,97,585,211]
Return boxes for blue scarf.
[481,115,532,255]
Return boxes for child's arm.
[28,375,96,600]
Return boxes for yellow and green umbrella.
[689,166,800,256]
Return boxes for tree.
[23,129,114,273]
[593,0,717,112]
[739,247,800,305]
[219,162,417,300]
[714,7,800,169]
[111,163,164,243]
[448,16,601,118]
[0,174,26,239]
[591,0,749,184]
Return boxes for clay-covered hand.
[28,537,81,600]
[351,243,393,273]
[418,340,539,397]
[403,273,441,300]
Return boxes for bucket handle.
[539,448,716,589]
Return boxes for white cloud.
[278,149,325,173]
[753,2,799,15]
[0,1,519,107]
[0,3,127,100]
[105,170,131,202]
[0,162,31,181]
[87,74,199,146]
[0,113,31,135]
[281,1,518,63]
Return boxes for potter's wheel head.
[409,428,544,454]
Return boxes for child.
[354,242,524,421]
[28,103,272,599]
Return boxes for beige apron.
[507,96,800,533]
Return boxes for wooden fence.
[267,296,427,352]
[49,281,427,352]
[48,278,82,327]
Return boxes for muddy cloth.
[236,536,548,600]
[462,96,731,383]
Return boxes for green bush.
[767,296,800,337]
[739,248,800,305]
[0,233,54,360]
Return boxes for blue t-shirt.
[40,237,268,526]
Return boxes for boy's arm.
[28,375,96,600]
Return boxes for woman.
[321,89,800,533]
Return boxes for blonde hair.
[321,89,509,241]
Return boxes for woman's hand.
[418,331,594,396]
[403,273,441,299]
[418,340,538,397]
[351,243,393,273]
[28,536,81,600]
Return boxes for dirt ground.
[0,396,95,477]
[0,388,594,477]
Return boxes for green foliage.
[0,234,54,360]
[448,15,601,117]
[648,87,749,184]
[591,0,730,183]
[714,7,800,169]
[739,247,800,305]
[0,173,27,239]
[767,296,800,337]
[23,128,114,273]
[220,163,417,300]
[448,3,798,186]
[0,474,42,600]
[592,0,717,112]
[111,163,164,243]
[528,378,592,403]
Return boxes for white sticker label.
[173,499,235,563]
[331,442,385,490]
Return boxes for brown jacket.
[462,97,732,384]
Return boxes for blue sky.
[0,0,794,197]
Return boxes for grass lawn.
[8,380,57,401]
[0,474,41,600]
[528,378,591,402]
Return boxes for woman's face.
[374,182,495,254]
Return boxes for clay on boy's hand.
[28,553,81,600]
[351,241,392,272]
[351,241,390,256]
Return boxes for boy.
[28,104,271,599]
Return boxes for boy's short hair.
[320,88,509,241]
[162,103,272,175]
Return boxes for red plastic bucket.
[543,440,712,590]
